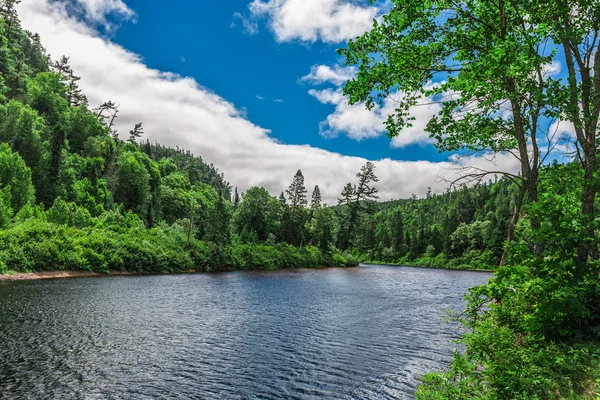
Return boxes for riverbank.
[0,221,358,277]
[0,264,360,281]
[0,270,140,281]
[362,261,493,273]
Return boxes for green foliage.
[0,142,34,211]
[233,186,281,242]
[0,185,12,229]
[0,8,358,282]
[417,163,600,399]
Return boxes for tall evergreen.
[284,170,308,246]
[286,170,308,209]
[310,185,321,211]
[233,186,240,209]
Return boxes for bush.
[0,218,358,274]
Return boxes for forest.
[0,3,361,274]
[2,0,600,398]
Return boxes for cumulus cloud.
[243,0,381,43]
[303,65,439,147]
[17,0,520,204]
[301,65,356,85]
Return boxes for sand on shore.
[0,270,139,281]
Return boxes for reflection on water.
[0,265,490,399]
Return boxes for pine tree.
[284,170,308,246]
[142,139,152,156]
[128,123,143,144]
[233,187,240,209]
[204,194,230,246]
[337,162,379,249]
[286,169,308,209]
[310,185,321,211]
[52,55,87,106]
[338,183,355,206]
[390,208,404,253]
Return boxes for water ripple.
[0,265,490,399]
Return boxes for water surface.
[0,265,490,399]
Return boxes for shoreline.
[0,270,146,281]
[0,265,360,281]
[361,262,494,273]
[0,263,490,282]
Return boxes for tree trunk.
[500,186,525,266]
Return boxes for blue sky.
[109,0,447,162]
[18,0,525,203]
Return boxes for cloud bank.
[17,0,520,204]
[243,0,381,43]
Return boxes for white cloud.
[301,65,356,85]
[17,0,521,204]
[245,0,380,43]
[304,64,440,147]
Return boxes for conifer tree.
[205,194,230,246]
[128,122,143,144]
[233,187,240,209]
[284,170,308,246]
[310,185,322,211]
[286,169,307,209]
[337,162,379,249]
[52,55,87,106]
[390,208,404,254]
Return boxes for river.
[0,264,491,399]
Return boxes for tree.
[310,185,322,211]
[27,72,70,205]
[313,207,334,251]
[52,55,87,107]
[539,1,600,263]
[390,208,404,254]
[204,194,231,246]
[233,186,240,209]
[0,143,34,212]
[340,0,562,258]
[278,191,287,206]
[284,170,308,245]
[286,169,308,209]
[113,151,151,219]
[128,122,143,144]
[233,187,281,242]
[337,162,379,249]
[94,101,120,140]
[0,186,12,228]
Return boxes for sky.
[16,0,523,204]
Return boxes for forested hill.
[353,178,518,269]
[143,143,231,199]
[0,5,357,273]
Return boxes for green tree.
[113,151,151,219]
[0,142,34,211]
[204,194,231,246]
[390,208,404,254]
[284,170,308,245]
[340,0,561,255]
[233,187,281,242]
[0,186,12,228]
[310,185,322,211]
